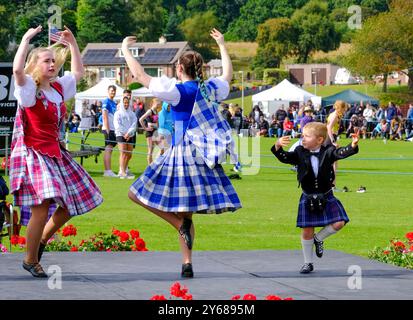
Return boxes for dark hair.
[108,85,116,91]
[178,50,204,81]
[124,89,132,94]
[178,50,209,100]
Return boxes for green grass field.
[2,133,413,257]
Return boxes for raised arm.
[121,36,152,88]
[139,109,154,131]
[326,112,338,144]
[59,26,84,82]
[13,26,43,86]
[210,28,232,83]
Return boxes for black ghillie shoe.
[299,263,314,274]
[314,236,324,258]
[22,261,48,278]
[38,242,46,262]
[179,218,193,250]
[181,263,194,278]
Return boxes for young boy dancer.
[272,122,359,274]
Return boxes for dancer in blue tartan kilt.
[122,29,241,278]
[272,122,359,274]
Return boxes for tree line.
[0,0,410,92]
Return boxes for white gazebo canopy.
[132,86,154,98]
[74,78,124,114]
[252,79,322,116]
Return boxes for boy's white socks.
[301,238,314,264]
[315,224,337,241]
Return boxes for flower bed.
[150,282,293,300]
[368,232,413,269]
[44,225,148,252]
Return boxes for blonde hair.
[303,122,327,141]
[151,98,163,113]
[24,44,69,88]
[333,100,348,117]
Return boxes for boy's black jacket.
[271,143,359,194]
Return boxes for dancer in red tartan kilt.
[11,26,103,278]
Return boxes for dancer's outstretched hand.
[275,136,291,150]
[22,25,42,42]
[122,36,137,49]
[60,26,76,46]
[210,28,225,46]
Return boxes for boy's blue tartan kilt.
[297,191,349,228]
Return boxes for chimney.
[159,36,167,44]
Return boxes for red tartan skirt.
[12,147,103,216]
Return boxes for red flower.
[130,230,140,239]
[118,231,129,242]
[392,241,406,250]
[134,238,146,251]
[150,295,167,300]
[284,297,294,300]
[182,294,193,300]
[231,295,241,300]
[170,282,188,298]
[18,236,26,246]
[106,249,111,252]
[70,246,78,252]
[112,228,121,236]
[10,235,19,245]
[62,225,77,237]
[243,294,257,300]
[406,232,413,242]
[265,295,282,300]
[383,250,390,255]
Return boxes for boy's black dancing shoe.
[38,242,46,262]
[22,261,48,278]
[181,263,194,278]
[314,236,324,258]
[299,263,314,274]
[179,218,193,250]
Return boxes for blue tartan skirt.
[129,138,242,214]
[297,191,349,228]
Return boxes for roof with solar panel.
[81,40,190,66]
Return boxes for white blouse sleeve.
[14,75,37,107]
[148,76,181,106]
[208,76,230,102]
[56,73,77,100]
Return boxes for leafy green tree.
[76,0,130,48]
[163,12,185,41]
[185,0,247,32]
[0,0,16,61]
[344,0,413,92]
[179,10,218,60]
[226,0,306,41]
[253,18,296,68]
[14,0,78,48]
[129,0,167,42]
[291,0,341,63]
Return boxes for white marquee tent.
[132,86,154,98]
[252,79,322,116]
[74,78,124,114]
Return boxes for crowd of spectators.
[220,101,413,142]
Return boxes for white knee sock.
[315,224,337,241]
[301,238,314,264]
